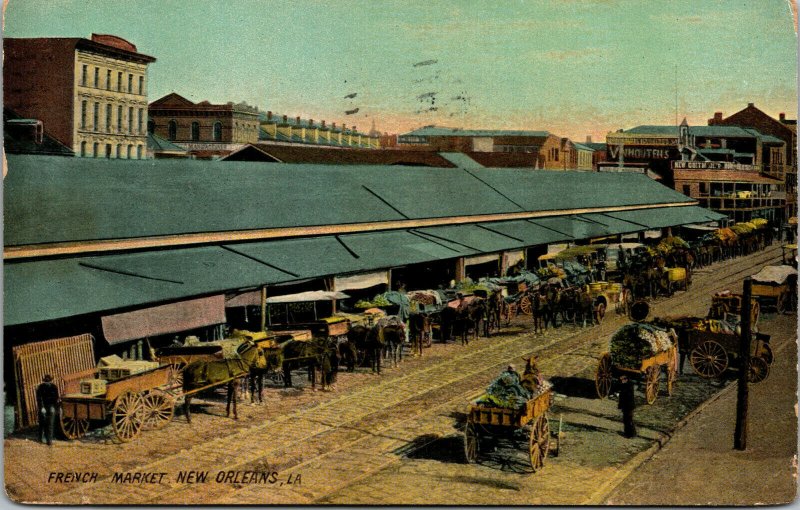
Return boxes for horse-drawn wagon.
[595,323,679,405]
[464,381,553,472]
[750,265,797,314]
[684,325,773,383]
[585,281,623,323]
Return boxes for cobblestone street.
[4,244,795,505]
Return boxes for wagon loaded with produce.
[683,319,773,383]
[464,368,554,472]
[595,323,679,405]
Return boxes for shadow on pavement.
[398,434,465,464]
[550,376,599,399]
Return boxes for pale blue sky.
[3,0,797,140]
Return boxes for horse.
[182,339,268,423]
[281,338,334,390]
[531,290,547,335]
[544,285,561,329]
[576,288,595,327]
[381,323,405,368]
[409,312,431,357]
[520,356,543,394]
[246,336,292,403]
[485,289,504,334]
[438,306,457,343]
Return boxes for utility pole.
[734,278,752,450]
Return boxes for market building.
[4,35,156,159]
[258,112,379,149]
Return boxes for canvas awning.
[265,291,349,304]
[101,295,226,344]
[334,271,390,291]
[225,289,263,308]
[465,253,500,266]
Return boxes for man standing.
[617,374,636,438]
[36,374,60,445]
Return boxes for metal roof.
[146,132,188,153]
[5,155,692,247]
[437,152,485,169]
[605,205,725,229]
[402,126,550,138]
[623,125,772,139]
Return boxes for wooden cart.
[662,267,690,295]
[708,293,760,326]
[60,364,174,442]
[750,265,796,314]
[464,386,553,472]
[595,345,678,405]
[585,281,622,324]
[685,329,773,383]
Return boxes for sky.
[3,0,797,142]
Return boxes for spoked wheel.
[645,366,659,405]
[690,341,728,379]
[666,351,678,396]
[167,363,184,389]
[519,295,532,316]
[595,353,613,399]
[142,390,174,430]
[747,357,770,384]
[464,422,479,464]
[60,413,89,440]
[594,303,606,324]
[760,342,774,366]
[529,415,550,473]
[112,391,144,442]
[270,370,285,384]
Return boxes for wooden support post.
[734,277,752,450]
[260,286,267,332]
[455,257,466,282]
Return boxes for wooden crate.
[80,379,107,396]
[327,320,350,337]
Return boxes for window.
[127,145,133,158]
[81,65,88,86]
[94,67,99,87]
[191,122,200,141]
[148,119,155,134]
[81,101,87,129]
[80,141,87,157]
[106,104,112,132]
[93,102,99,131]
[118,105,123,132]
[105,144,112,158]
[118,72,123,91]
[213,122,222,141]
[93,142,99,158]
[116,144,122,158]
[136,145,143,159]
[138,109,144,134]
[106,70,111,90]
[128,74,133,93]
[168,120,177,140]
[699,182,708,194]
[682,185,691,196]
[128,107,134,133]
[138,76,144,95]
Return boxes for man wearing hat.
[617,374,636,438]
[36,374,60,445]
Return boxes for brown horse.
[409,312,431,357]
[485,289,504,334]
[182,340,268,423]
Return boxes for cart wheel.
[595,303,606,324]
[60,414,89,440]
[112,391,144,442]
[645,366,659,405]
[529,415,550,472]
[142,390,174,430]
[519,295,532,316]
[464,422,479,464]
[760,342,774,366]
[690,341,728,379]
[167,363,184,389]
[747,357,770,383]
[595,353,613,399]
[270,371,285,384]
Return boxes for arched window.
[80,141,87,157]
[213,122,222,141]
[137,145,143,159]
[93,142,99,158]
[116,144,122,158]
[148,119,155,134]
[191,122,200,141]
[168,120,177,140]
[127,145,133,158]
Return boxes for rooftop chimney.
[780,113,786,122]
[283,115,288,123]
[586,135,592,143]
[321,120,326,128]
[714,112,723,121]
[296,116,301,125]
[332,122,336,129]
[747,103,754,108]
[267,111,272,121]
[309,119,314,127]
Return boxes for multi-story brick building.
[397,126,575,169]
[147,93,260,158]
[4,35,156,159]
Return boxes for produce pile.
[751,218,768,228]
[474,372,531,410]
[537,264,567,280]
[609,323,674,369]
[355,294,391,309]
[408,291,439,306]
[656,236,690,254]
[711,227,737,243]
[730,222,757,235]
[553,245,604,261]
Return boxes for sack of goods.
[609,323,674,370]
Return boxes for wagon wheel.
[760,342,774,366]
[60,414,89,440]
[594,302,606,324]
[270,370,285,384]
[645,365,659,405]
[595,353,613,399]
[747,357,770,384]
[690,341,728,379]
[463,422,479,464]
[519,295,533,316]
[167,363,184,389]
[529,415,550,472]
[502,303,516,326]
[112,391,144,442]
[141,389,174,430]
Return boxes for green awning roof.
[414,224,522,253]
[605,206,725,229]
[475,219,572,245]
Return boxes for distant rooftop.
[401,126,550,138]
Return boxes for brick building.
[258,112,379,149]
[148,93,260,158]
[4,35,156,159]
[397,126,575,169]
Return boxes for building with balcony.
[147,93,260,159]
[4,35,156,159]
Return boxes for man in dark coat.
[36,374,60,445]
[617,374,636,438]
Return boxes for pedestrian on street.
[617,374,636,438]
[36,374,60,445]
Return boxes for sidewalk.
[603,314,798,506]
